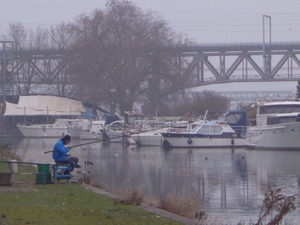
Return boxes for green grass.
[1,183,184,225]
[0,163,183,225]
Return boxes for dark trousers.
[55,156,79,171]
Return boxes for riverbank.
[0,163,195,225]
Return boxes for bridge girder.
[1,42,300,95]
[173,42,300,87]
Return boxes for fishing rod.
[42,123,172,154]
[0,160,55,166]
[42,130,132,154]
[42,139,104,154]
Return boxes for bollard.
[8,160,18,174]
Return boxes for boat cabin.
[255,98,300,126]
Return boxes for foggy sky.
[1,0,300,44]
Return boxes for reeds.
[255,184,296,225]
[115,185,144,205]
[158,192,202,219]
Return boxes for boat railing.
[247,119,256,127]
[166,127,187,133]
[230,125,248,134]
[256,98,300,105]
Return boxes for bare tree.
[49,23,74,49]
[47,23,77,97]
[168,90,231,118]
[17,27,50,95]
[192,90,231,113]
[70,0,187,115]
[67,9,112,108]
[6,23,27,50]
[4,24,34,95]
[6,23,76,96]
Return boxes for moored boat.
[246,98,300,150]
[68,120,91,138]
[101,120,135,144]
[131,128,167,146]
[130,120,166,146]
[131,119,205,146]
[16,118,90,138]
[79,120,105,140]
[161,110,247,148]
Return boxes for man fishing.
[52,134,81,171]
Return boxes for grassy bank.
[0,163,184,225]
[0,183,183,225]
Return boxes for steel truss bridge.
[1,41,300,95]
[173,42,300,86]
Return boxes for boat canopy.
[3,95,86,116]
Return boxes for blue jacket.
[52,139,70,160]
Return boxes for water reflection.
[2,137,300,224]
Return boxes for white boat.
[130,120,165,146]
[79,120,105,140]
[161,111,247,148]
[131,128,167,146]
[102,120,136,144]
[246,98,300,150]
[132,131,164,146]
[16,118,90,138]
[130,120,204,146]
[67,120,91,138]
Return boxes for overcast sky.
[1,0,300,43]
[1,0,299,92]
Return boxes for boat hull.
[103,131,136,145]
[161,133,245,148]
[80,132,103,140]
[68,127,88,138]
[16,125,68,138]
[246,122,300,150]
[131,132,163,146]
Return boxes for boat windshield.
[194,124,222,135]
[259,105,300,114]
[217,113,242,124]
[267,115,300,125]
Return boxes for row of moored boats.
[16,98,300,150]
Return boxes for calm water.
[3,137,300,224]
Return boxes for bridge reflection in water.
[4,137,300,224]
